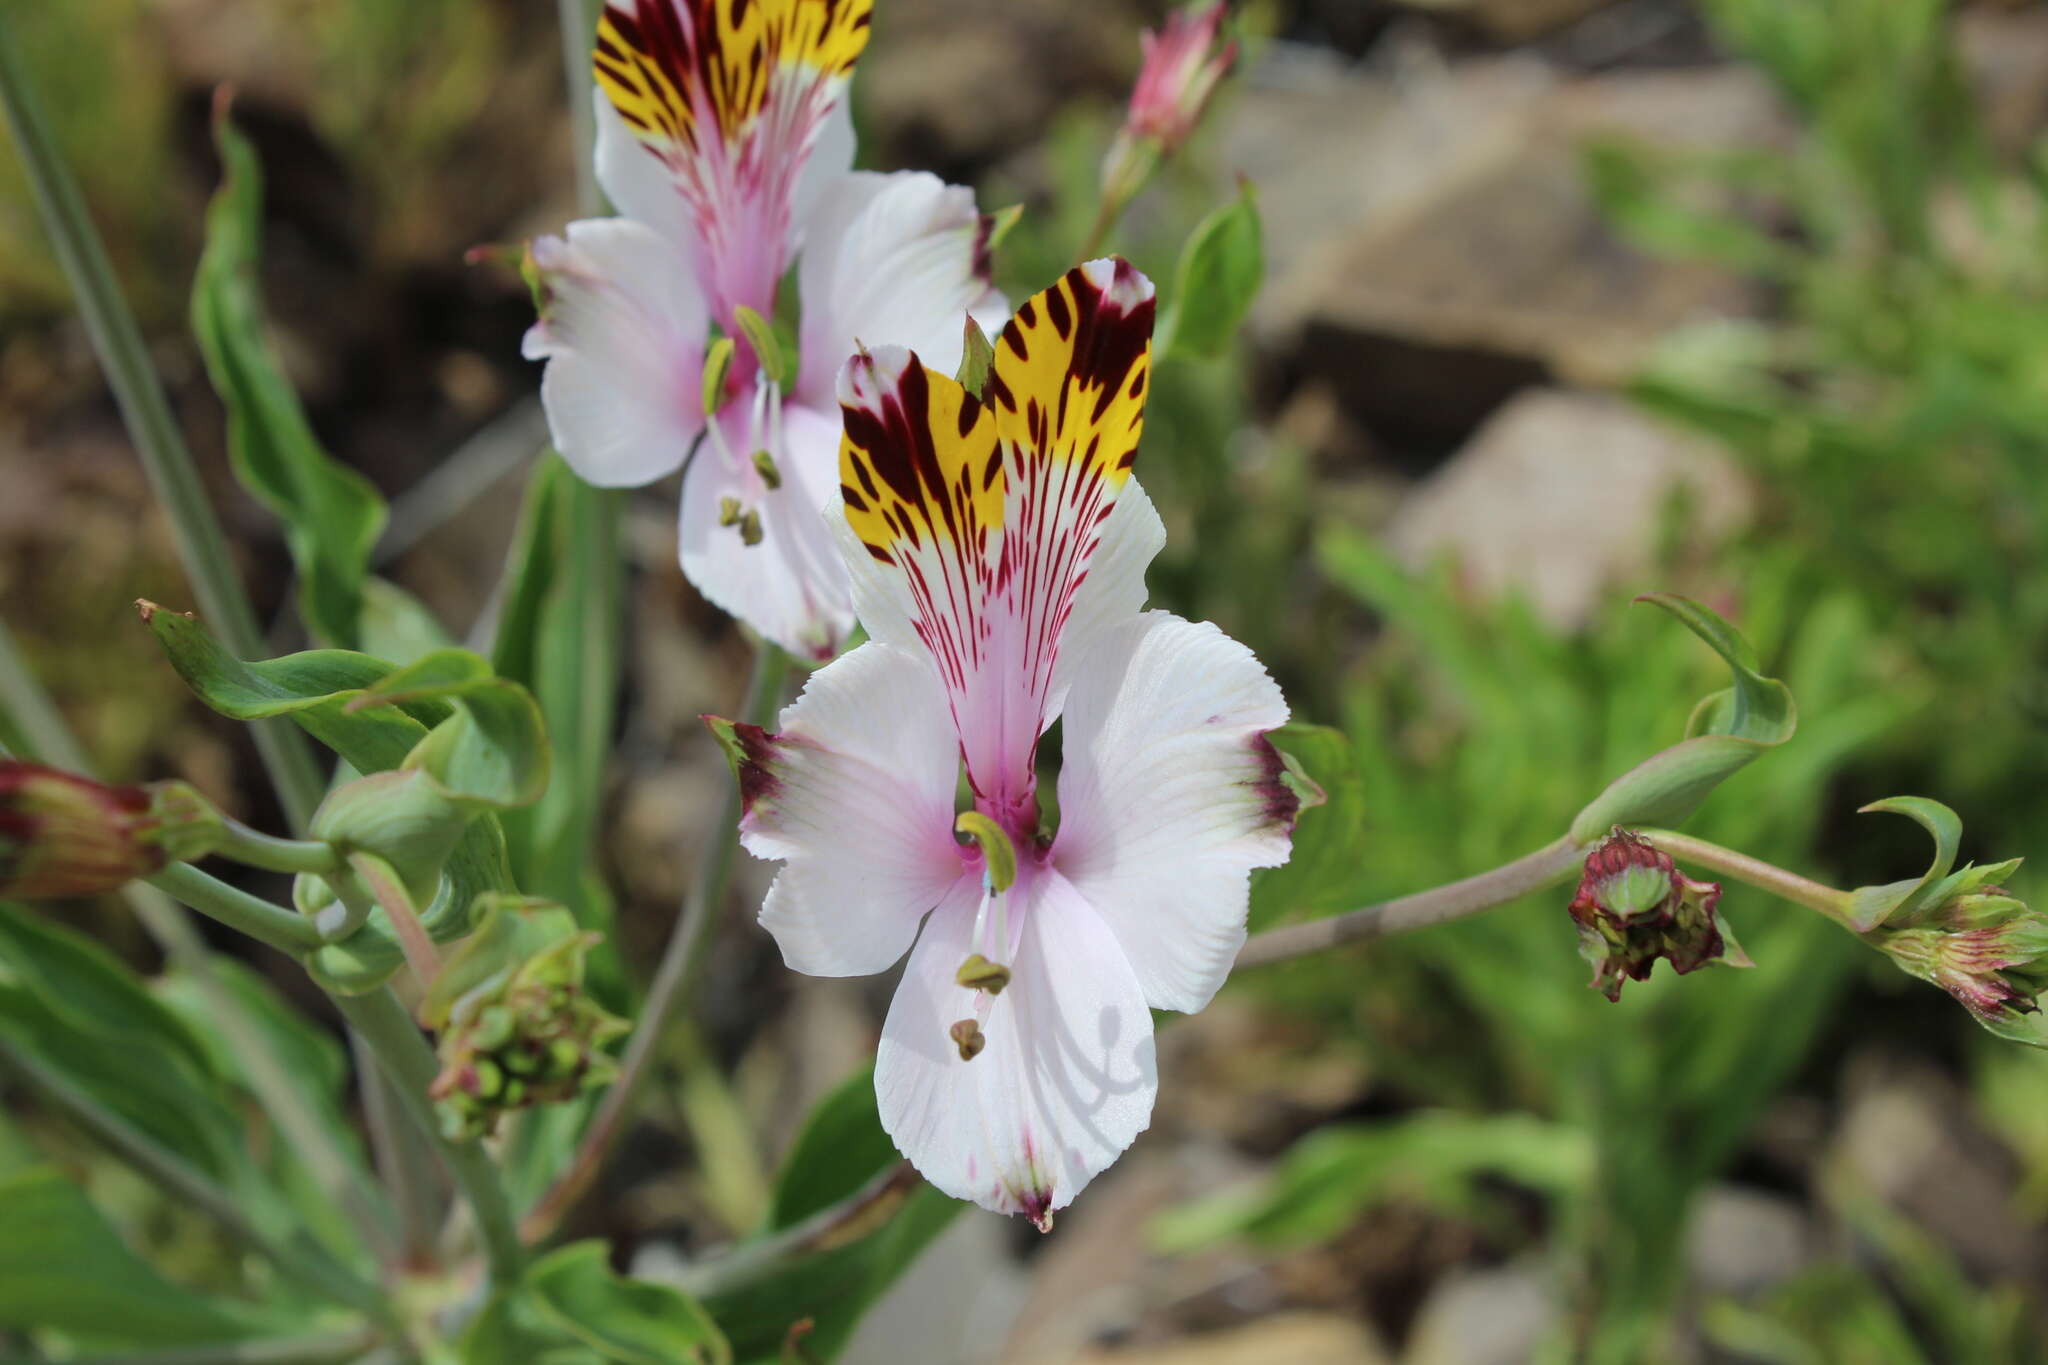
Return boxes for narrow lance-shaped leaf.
[192,98,385,648]
[0,1166,291,1345]
[1569,594,1797,842]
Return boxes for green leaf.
[0,1166,282,1344]
[191,103,385,648]
[1569,595,1798,842]
[358,576,456,665]
[488,459,625,1011]
[767,1066,901,1230]
[0,904,246,1184]
[1157,181,1263,360]
[155,957,378,1258]
[142,607,517,992]
[353,648,551,810]
[1150,1112,1591,1254]
[490,459,620,907]
[526,1243,731,1365]
[1843,796,1982,932]
[1248,723,1371,931]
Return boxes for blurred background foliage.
[7,0,2048,1361]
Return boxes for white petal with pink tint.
[739,640,971,976]
[1053,611,1294,1014]
[678,397,855,660]
[524,218,708,488]
[876,868,1157,1225]
[795,170,1005,412]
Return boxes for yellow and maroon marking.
[595,0,872,156]
[838,261,1156,702]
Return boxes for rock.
[1382,388,1752,630]
[1833,1057,2042,1283]
[840,1209,1029,1365]
[1402,1263,1556,1365]
[1684,1185,1814,1297]
[1235,58,1784,457]
[1389,0,1625,45]
[1069,1313,1393,1365]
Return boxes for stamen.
[717,497,742,527]
[733,305,789,387]
[955,953,1011,995]
[737,508,763,546]
[701,335,736,417]
[752,449,782,489]
[948,1019,986,1061]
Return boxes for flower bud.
[1101,1,1236,201]
[1867,865,2048,1041]
[310,769,473,907]
[0,763,224,899]
[425,895,628,1140]
[1568,829,1750,1001]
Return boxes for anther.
[752,449,782,489]
[955,953,1012,995]
[949,1019,986,1061]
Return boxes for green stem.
[347,850,443,987]
[331,987,525,1288]
[1635,828,1855,923]
[674,1160,921,1300]
[0,1331,378,1365]
[211,816,343,875]
[1234,836,1587,970]
[151,862,325,955]
[522,642,792,1242]
[0,12,324,830]
[0,1036,389,1319]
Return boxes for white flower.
[523,0,1005,659]
[718,261,1300,1225]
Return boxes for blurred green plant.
[1588,0,2048,872]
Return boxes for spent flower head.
[1569,828,1750,1001]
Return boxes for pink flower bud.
[1125,1,1236,151]
[0,762,169,899]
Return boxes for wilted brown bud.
[0,762,207,898]
[1568,829,1750,1001]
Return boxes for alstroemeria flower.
[523,0,1005,659]
[717,261,1300,1225]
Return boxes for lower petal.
[876,869,1157,1227]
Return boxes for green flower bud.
[310,769,473,907]
[1569,829,1750,1001]
[1866,861,2048,1042]
[426,895,630,1139]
